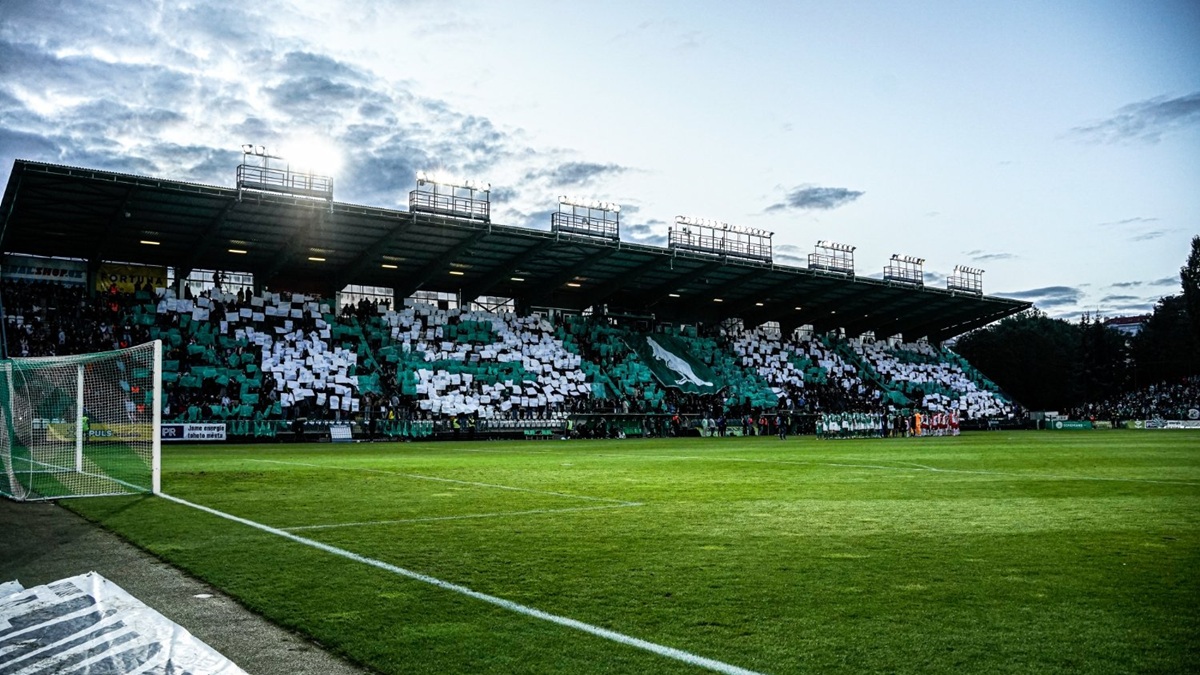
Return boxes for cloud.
[962,249,1016,262]
[1099,294,1140,303]
[1150,276,1179,287]
[772,243,807,266]
[1098,216,1159,228]
[766,185,864,212]
[1071,91,1200,143]
[0,1,621,214]
[623,221,667,247]
[1110,280,1142,288]
[998,285,1082,308]
[524,161,627,187]
[1130,230,1172,242]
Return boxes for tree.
[1129,294,1200,386]
[1182,235,1200,344]
[1078,312,1129,402]
[954,310,1084,410]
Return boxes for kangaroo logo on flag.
[627,334,724,394]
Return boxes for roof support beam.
[332,213,417,291]
[459,240,553,302]
[259,206,327,285]
[393,229,490,300]
[639,261,724,308]
[175,198,238,284]
[88,187,137,293]
[576,255,665,309]
[523,246,620,305]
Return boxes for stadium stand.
[848,337,1014,419]
[2,276,1024,440]
[730,326,878,413]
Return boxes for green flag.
[627,334,724,394]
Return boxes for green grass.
[66,431,1200,674]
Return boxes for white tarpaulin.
[0,572,247,674]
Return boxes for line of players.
[816,410,960,440]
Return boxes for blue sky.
[1,0,1197,320]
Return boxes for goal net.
[0,340,161,501]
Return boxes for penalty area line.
[283,502,645,531]
[158,492,763,675]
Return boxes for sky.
[1,0,1197,320]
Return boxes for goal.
[0,340,161,501]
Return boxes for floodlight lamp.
[241,144,253,153]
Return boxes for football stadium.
[0,153,1196,675]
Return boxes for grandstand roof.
[1,160,1029,341]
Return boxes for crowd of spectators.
[2,279,150,358]
[730,326,882,414]
[3,278,1033,436]
[850,338,1015,419]
[1070,376,1200,422]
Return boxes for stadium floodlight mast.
[671,216,774,263]
[810,240,856,275]
[410,170,492,222]
[415,170,491,192]
[884,253,926,286]
[948,265,985,294]
[552,196,621,241]
[816,240,856,253]
[236,143,334,203]
[560,195,621,213]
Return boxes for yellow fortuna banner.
[95,262,168,293]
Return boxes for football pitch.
[66,431,1199,674]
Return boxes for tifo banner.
[627,334,724,394]
[96,262,168,293]
[161,423,228,441]
[0,572,247,674]
[46,422,155,442]
[1,253,87,285]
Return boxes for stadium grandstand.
[0,159,1030,441]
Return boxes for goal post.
[0,340,162,502]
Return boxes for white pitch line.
[250,459,635,504]
[590,453,1200,486]
[283,502,644,531]
[159,493,764,675]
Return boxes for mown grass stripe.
[594,452,1200,485]
[282,502,645,531]
[158,492,765,675]
[250,458,639,503]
